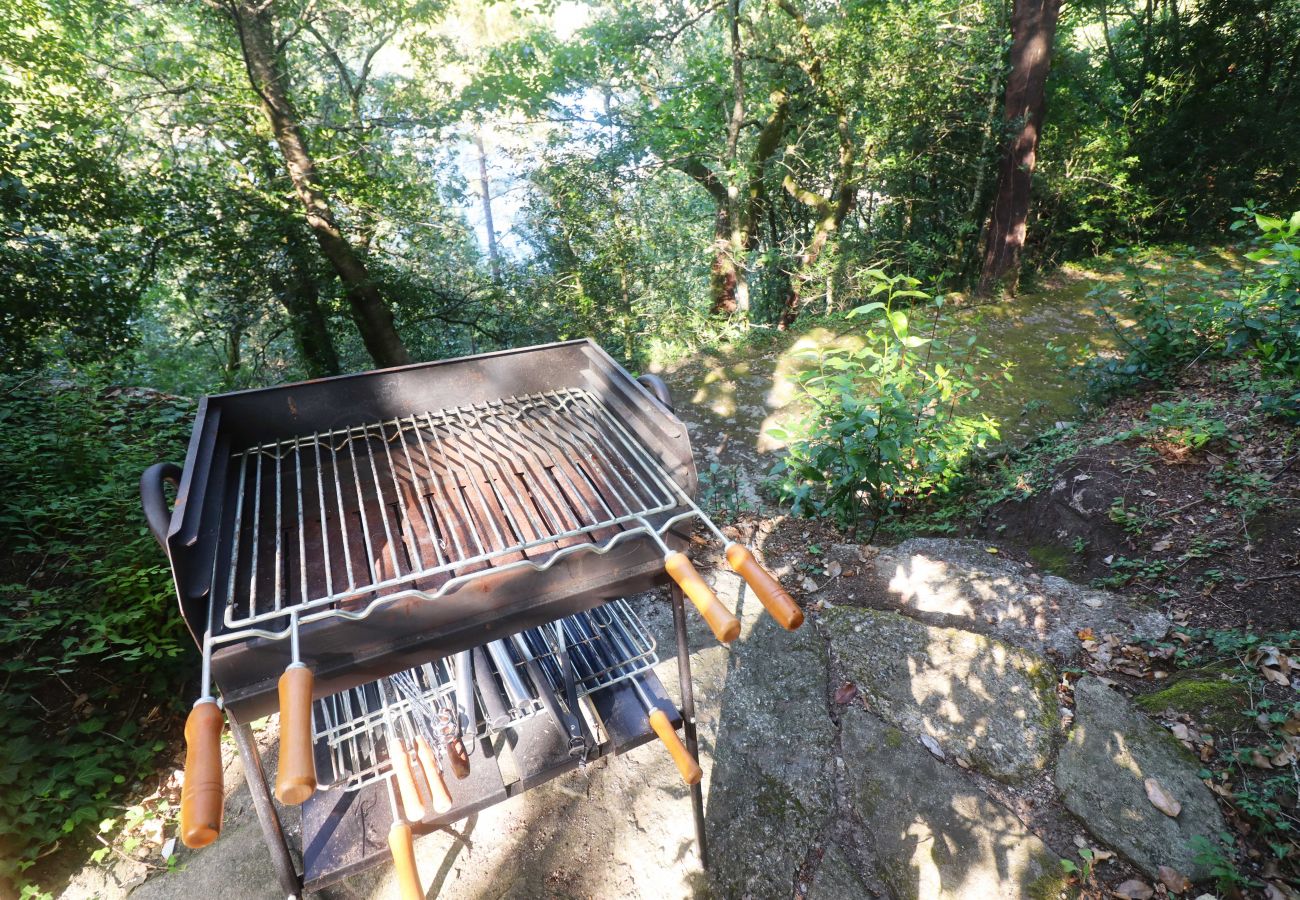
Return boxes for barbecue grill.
[141,339,802,897]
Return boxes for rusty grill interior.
[217,388,681,635]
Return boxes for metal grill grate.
[313,600,657,790]
[217,389,684,633]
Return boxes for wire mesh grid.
[313,599,658,790]
[215,388,685,634]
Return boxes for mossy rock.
[1135,672,1248,732]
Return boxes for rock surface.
[823,607,1058,782]
[1056,676,1228,881]
[840,707,1062,899]
[860,538,1170,657]
[706,594,837,898]
[809,843,877,900]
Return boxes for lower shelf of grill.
[298,668,683,892]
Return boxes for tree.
[221,0,411,368]
[978,0,1063,295]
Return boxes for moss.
[884,727,905,749]
[1027,543,1075,577]
[1026,866,1074,900]
[1135,674,1248,732]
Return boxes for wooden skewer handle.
[389,737,427,821]
[415,735,453,814]
[445,736,470,780]
[388,821,423,900]
[648,707,702,785]
[275,665,317,805]
[180,699,225,849]
[726,544,804,631]
[665,551,740,643]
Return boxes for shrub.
[1087,210,1300,414]
[0,374,193,887]
[768,270,1000,536]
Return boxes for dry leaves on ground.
[1114,878,1154,899]
[1144,777,1182,817]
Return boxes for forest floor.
[648,245,1299,897]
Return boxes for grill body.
[161,340,695,720]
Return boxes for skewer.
[637,519,740,644]
[385,775,423,900]
[378,677,426,822]
[179,624,224,848]
[388,670,453,814]
[572,611,701,784]
[275,610,317,805]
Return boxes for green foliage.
[1189,833,1260,893]
[0,374,193,884]
[1087,211,1300,406]
[1098,398,1231,450]
[769,270,1000,535]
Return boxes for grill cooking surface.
[217,388,680,633]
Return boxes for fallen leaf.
[1266,881,1300,900]
[919,734,944,760]
[801,576,819,592]
[1092,847,1115,862]
[833,682,859,705]
[985,547,998,554]
[1251,750,1274,769]
[1152,537,1172,552]
[825,560,842,578]
[1114,879,1154,899]
[1262,667,1292,688]
[1078,627,1096,641]
[1158,865,1191,893]
[1171,723,1191,741]
[1073,473,1093,482]
[1145,777,1181,817]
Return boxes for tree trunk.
[475,133,502,281]
[278,229,341,378]
[229,2,410,368]
[977,0,1062,296]
[710,206,741,315]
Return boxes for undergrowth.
[0,374,193,891]
[768,269,1001,537]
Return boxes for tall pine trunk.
[977,0,1062,296]
[229,2,410,368]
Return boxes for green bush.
[769,270,1000,536]
[1088,210,1300,413]
[0,374,193,886]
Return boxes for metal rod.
[230,718,302,898]
[670,583,709,869]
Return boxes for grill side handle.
[140,462,183,551]
[635,373,673,412]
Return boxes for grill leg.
[230,717,303,899]
[670,583,709,870]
